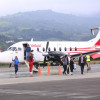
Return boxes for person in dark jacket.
[67,53,71,74]
[70,58,74,75]
[78,54,86,74]
[12,56,19,76]
[26,44,31,60]
[61,55,69,75]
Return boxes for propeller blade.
[43,41,49,67]
[46,41,49,52]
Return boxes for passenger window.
[37,48,39,51]
[75,47,77,51]
[54,47,56,51]
[64,47,67,51]
[59,47,61,51]
[70,47,72,51]
[43,47,45,51]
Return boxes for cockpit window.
[7,47,17,51]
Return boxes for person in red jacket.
[28,52,33,77]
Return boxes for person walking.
[12,56,19,77]
[67,53,71,74]
[23,44,26,60]
[78,54,86,74]
[86,55,91,72]
[26,44,31,60]
[61,55,69,75]
[70,58,74,75]
[28,52,34,77]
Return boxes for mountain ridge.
[0,10,99,50]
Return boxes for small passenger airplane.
[0,27,100,67]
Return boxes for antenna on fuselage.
[31,38,33,42]
[91,27,100,36]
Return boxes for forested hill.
[0,10,100,50]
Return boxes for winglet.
[91,27,100,35]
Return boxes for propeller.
[43,41,49,67]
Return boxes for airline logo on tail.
[90,39,100,59]
[95,39,100,46]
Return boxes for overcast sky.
[0,0,100,16]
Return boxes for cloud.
[0,0,100,16]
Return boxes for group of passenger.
[61,53,91,75]
[61,53,74,75]
[12,44,34,77]
[12,44,91,77]
[25,44,34,77]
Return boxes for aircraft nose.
[0,51,12,63]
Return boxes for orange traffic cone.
[48,65,50,75]
[38,65,41,76]
[58,65,61,75]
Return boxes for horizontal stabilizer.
[90,53,100,59]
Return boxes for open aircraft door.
[23,43,29,60]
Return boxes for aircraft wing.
[42,41,100,65]
[44,49,100,62]
[71,49,100,58]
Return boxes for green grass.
[74,60,100,65]
[0,63,9,66]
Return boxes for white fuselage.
[0,38,99,63]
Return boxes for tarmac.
[0,64,100,100]
[0,64,100,85]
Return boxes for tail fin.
[90,28,100,44]
[95,39,100,46]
